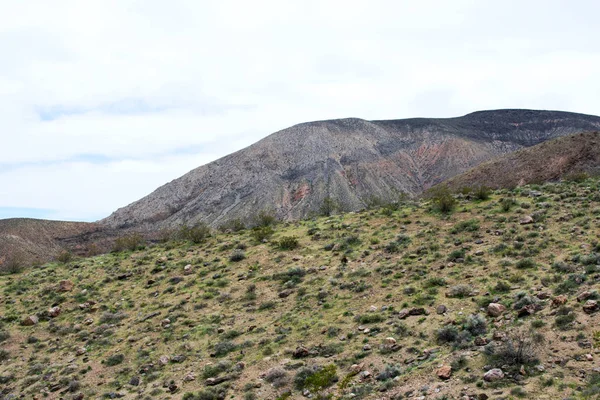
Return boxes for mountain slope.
[441,131,600,190]
[0,219,99,266]
[102,109,600,229]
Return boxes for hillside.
[0,219,100,267]
[441,131,600,191]
[2,177,600,399]
[101,109,600,230]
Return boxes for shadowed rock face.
[102,109,600,229]
[440,131,600,191]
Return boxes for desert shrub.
[500,197,517,212]
[251,226,274,242]
[272,267,306,285]
[294,364,337,392]
[516,258,536,269]
[450,219,480,234]
[105,353,124,366]
[56,250,73,263]
[486,329,543,367]
[358,314,385,324]
[278,236,299,250]
[213,341,237,357]
[0,349,9,362]
[436,326,459,344]
[202,360,231,378]
[492,281,511,293]
[464,314,487,336]
[178,223,211,244]
[0,252,25,274]
[112,233,145,252]
[229,250,246,262]
[473,186,491,201]
[447,284,473,298]
[99,311,127,324]
[564,171,589,183]
[182,387,228,400]
[320,196,339,216]
[219,218,246,232]
[0,331,9,343]
[429,186,457,214]
[264,367,288,388]
[375,364,402,381]
[253,210,277,227]
[447,249,466,261]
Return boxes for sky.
[1,0,599,221]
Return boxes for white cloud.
[0,0,599,220]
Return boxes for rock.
[206,375,232,385]
[369,305,378,312]
[586,354,594,361]
[83,318,94,325]
[278,289,294,298]
[384,337,397,345]
[350,363,364,374]
[519,216,534,225]
[517,304,536,317]
[48,306,61,318]
[436,305,447,314]
[58,280,74,292]
[483,368,504,382]
[474,336,489,346]
[584,300,599,314]
[397,309,410,319]
[487,303,506,317]
[183,372,196,381]
[552,295,568,307]
[409,307,426,316]
[519,365,527,375]
[129,376,140,386]
[183,264,193,275]
[21,315,39,326]
[577,291,593,302]
[362,344,372,351]
[161,318,171,328]
[436,365,452,380]
[76,347,87,356]
[359,370,371,380]
[158,355,170,366]
[293,346,310,358]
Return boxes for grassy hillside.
[1,178,600,400]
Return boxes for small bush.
[229,250,246,262]
[320,196,339,216]
[219,218,246,232]
[213,341,237,357]
[253,210,277,227]
[429,186,457,214]
[0,252,25,274]
[500,197,517,212]
[436,326,459,344]
[447,284,473,298]
[464,314,487,336]
[113,233,145,252]
[450,219,480,234]
[56,250,73,263]
[278,236,299,250]
[486,329,543,367]
[251,226,274,242]
[105,354,124,366]
[516,258,536,269]
[178,223,211,244]
[473,186,491,201]
[294,364,337,392]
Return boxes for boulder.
[21,315,38,326]
[584,300,599,314]
[436,365,452,380]
[58,280,74,292]
[487,303,506,317]
[519,216,534,225]
[483,368,504,382]
[48,306,61,318]
[436,305,447,314]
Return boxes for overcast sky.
[1,0,599,221]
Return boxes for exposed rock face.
[102,110,600,229]
[487,303,506,317]
[442,130,600,191]
[483,368,504,382]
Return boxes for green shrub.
[105,354,124,366]
[56,250,73,263]
[516,258,536,269]
[278,236,299,250]
[178,223,211,244]
[450,219,480,234]
[473,186,491,201]
[0,252,25,275]
[429,186,457,214]
[320,196,339,216]
[251,226,274,242]
[112,233,145,252]
[219,218,246,232]
[294,364,337,392]
[254,210,277,227]
[229,249,246,262]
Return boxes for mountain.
[440,131,600,191]
[102,109,600,229]
[0,219,99,267]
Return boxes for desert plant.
[473,186,491,201]
[251,226,274,242]
[429,186,457,214]
[229,249,246,262]
[0,252,25,274]
[277,236,299,250]
[56,250,73,263]
[112,233,145,252]
[178,223,211,244]
[320,196,339,216]
[486,329,543,367]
